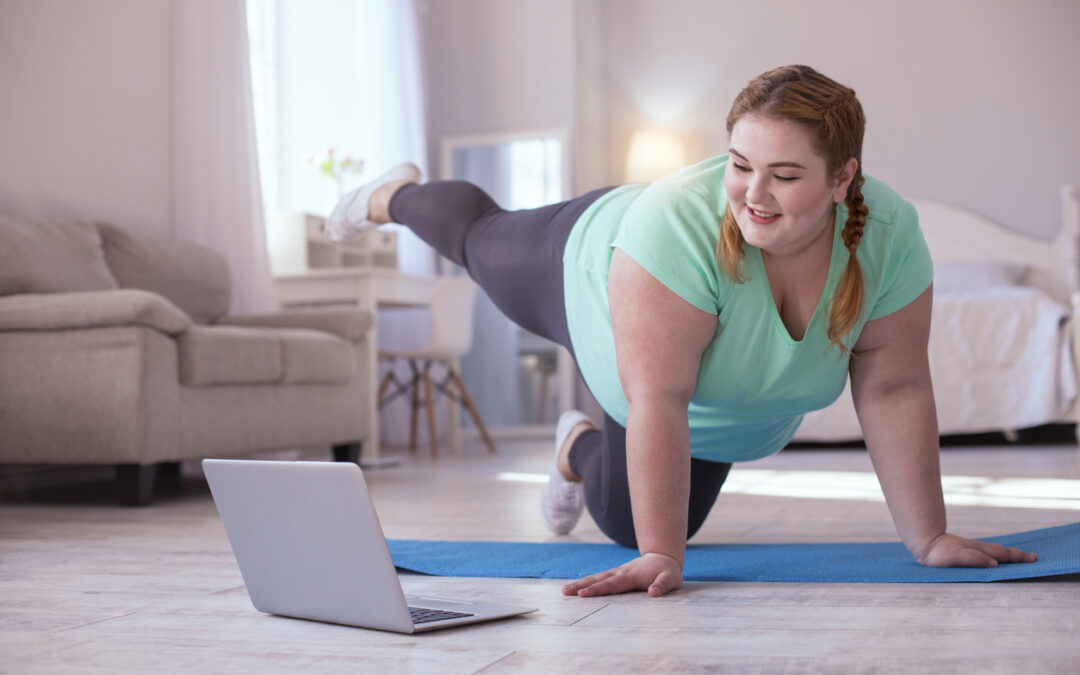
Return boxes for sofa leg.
[158,461,182,478]
[116,464,157,506]
[332,443,361,464]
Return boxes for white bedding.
[794,286,1076,441]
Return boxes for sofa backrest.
[0,215,232,324]
[0,215,119,295]
[97,223,231,324]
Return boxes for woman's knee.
[601,522,638,550]
[588,504,638,549]
[686,514,710,542]
[599,512,709,549]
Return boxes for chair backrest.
[424,275,479,361]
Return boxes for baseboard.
[463,424,555,442]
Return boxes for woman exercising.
[326,65,1038,598]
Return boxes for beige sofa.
[0,215,372,505]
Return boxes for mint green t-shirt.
[562,155,933,463]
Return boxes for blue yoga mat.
[388,522,1080,583]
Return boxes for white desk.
[274,267,443,465]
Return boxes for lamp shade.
[624,130,688,184]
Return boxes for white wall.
[416,0,577,180]
[3,1,1074,240]
[0,0,172,236]
[576,0,1080,238]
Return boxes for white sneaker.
[541,410,593,535]
[324,162,422,241]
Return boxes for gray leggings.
[389,181,731,548]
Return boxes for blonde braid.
[828,173,868,353]
[718,203,748,283]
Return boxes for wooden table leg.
[422,364,438,456]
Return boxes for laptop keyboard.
[409,605,476,625]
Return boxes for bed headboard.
[910,185,1080,307]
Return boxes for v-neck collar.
[748,212,845,346]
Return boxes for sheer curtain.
[247,0,433,276]
[351,0,431,275]
[247,0,434,446]
[172,0,276,314]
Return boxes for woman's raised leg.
[386,180,614,348]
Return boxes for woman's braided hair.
[718,65,868,353]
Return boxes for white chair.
[377,275,495,455]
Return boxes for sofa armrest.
[220,307,373,342]
[0,289,192,335]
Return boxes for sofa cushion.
[97,222,231,324]
[0,289,191,335]
[179,326,281,386]
[220,307,373,342]
[0,215,119,295]
[178,325,355,386]
[280,328,357,384]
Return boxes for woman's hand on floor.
[562,552,683,598]
[918,532,1038,568]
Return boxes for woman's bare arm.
[850,285,1036,566]
[563,248,716,597]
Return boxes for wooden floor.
[2,440,1079,674]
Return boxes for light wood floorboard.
[2,441,1079,673]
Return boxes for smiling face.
[724,115,855,259]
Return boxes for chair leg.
[409,363,420,451]
[422,364,439,456]
[377,370,395,406]
[116,464,157,506]
[448,367,496,454]
[332,442,361,464]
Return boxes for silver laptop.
[203,459,537,633]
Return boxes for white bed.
[794,185,1080,443]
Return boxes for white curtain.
[349,0,437,444]
[246,0,435,445]
[352,0,432,275]
[172,0,276,315]
[247,0,433,276]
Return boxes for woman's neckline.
[751,213,843,345]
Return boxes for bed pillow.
[933,261,1028,294]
